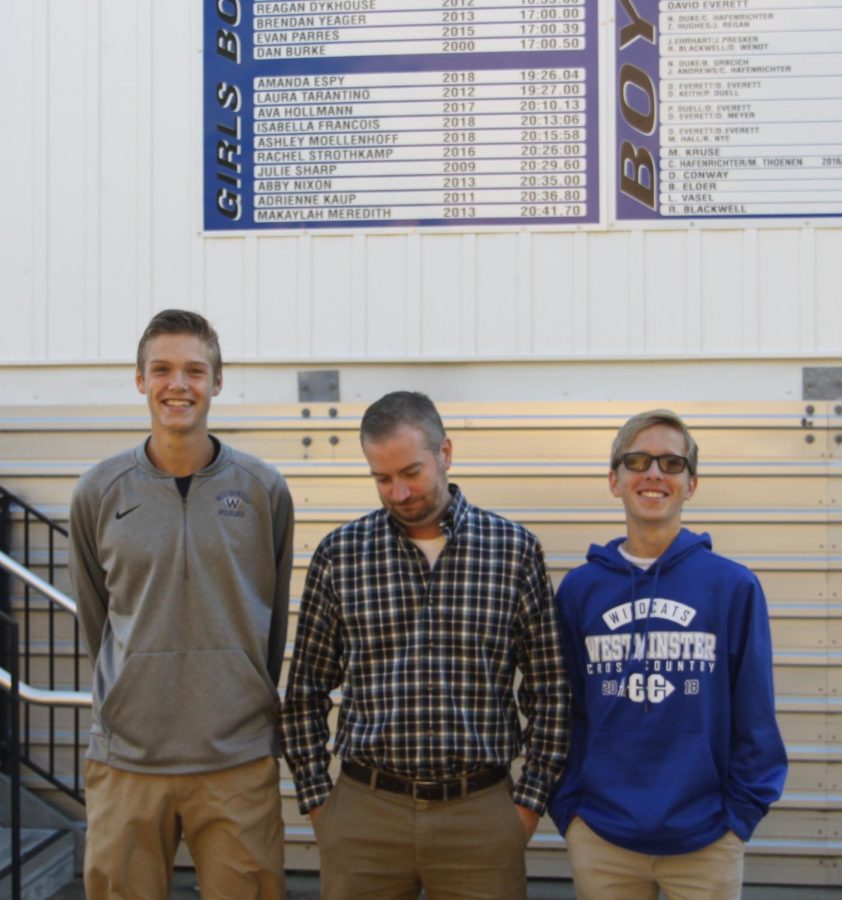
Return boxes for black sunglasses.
[620,452,691,475]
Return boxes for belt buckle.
[412,779,440,801]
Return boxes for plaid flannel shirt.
[281,485,569,814]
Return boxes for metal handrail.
[0,667,90,707]
[0,550,90,699]
[0,550,77,616]
[0,490,88,805]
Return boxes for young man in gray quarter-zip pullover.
[69,309,294,899]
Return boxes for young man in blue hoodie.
[550,409,787,900]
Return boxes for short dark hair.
[610,409,699,475]
[360,391,446,451]
[136,309,222,378]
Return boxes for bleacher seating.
[0,401,839,886]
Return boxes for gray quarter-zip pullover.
[69,440,294,773]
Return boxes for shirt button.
[427,683,434,691]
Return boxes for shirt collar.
[439,484,468,539]
[385,483,468,540]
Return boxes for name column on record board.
[205,0,601,230]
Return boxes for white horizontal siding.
[1,2,842,374]
[0,359,832,408]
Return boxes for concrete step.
[0,826,74,900]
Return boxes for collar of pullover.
[133,438,232,479]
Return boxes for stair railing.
[0,590,89,900]
[0,608,22,900]
[0,487,91,808]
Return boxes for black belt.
[341,761,508,802]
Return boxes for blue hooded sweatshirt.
[549,528,787,855]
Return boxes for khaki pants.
[84,756,285,900]
[564,816,745,900]
[314,772,529,900]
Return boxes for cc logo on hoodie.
[623,672,676,704]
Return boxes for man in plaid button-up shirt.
[281,392,569,899]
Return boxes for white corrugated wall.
[1,1,841,397]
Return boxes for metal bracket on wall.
[298,370,340,403]
[803,367,842,400]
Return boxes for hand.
[514,804,540,840]
[308,804,324,825]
